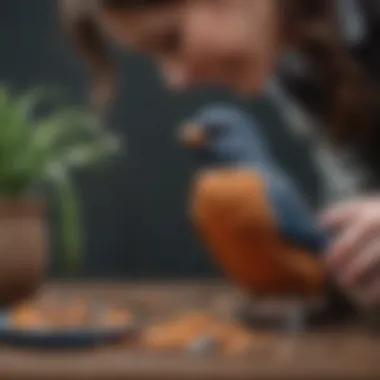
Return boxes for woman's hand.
[320,197,380,307]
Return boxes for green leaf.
[46,165,84,273]
[55,135,122,169]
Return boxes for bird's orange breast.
[190,168,326,297]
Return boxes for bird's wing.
[265,169,328,254]
[190,168,326,295]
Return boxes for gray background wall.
[0,0,321,278]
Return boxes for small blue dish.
[0,311,140,349]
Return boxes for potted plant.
[0,86,122,306]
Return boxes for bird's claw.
[236,298,355,333]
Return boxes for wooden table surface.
[0,281,379,380]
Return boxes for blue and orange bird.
[179,105,355,330]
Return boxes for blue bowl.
[0,311,140,349]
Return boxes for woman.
[61,0,380,307]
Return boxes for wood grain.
[0,281,378,380]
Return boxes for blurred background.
[0,0,322,279]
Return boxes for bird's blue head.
[179,104,274,167]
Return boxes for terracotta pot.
[0,199,48,307]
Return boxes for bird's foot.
[236,297,356,334]
[283,303,310,334]
[235,298,314,333]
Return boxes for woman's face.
[98,0,283,96]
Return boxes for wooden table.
[0,281,379,380]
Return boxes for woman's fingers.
[326,217,380,268]
[319,201,362,230]
[322,198,380,309]
[340,238,380,288]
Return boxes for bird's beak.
[178,122,206,150]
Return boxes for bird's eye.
[207,124,228,139]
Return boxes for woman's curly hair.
[60,0,379,172]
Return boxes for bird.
[179,104,355,331]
